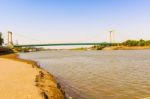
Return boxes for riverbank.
[70,46,150,51]
[0,54,65,99]
[0,47,14,55]
[102,46,150,50]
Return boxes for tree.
[0,32,4,46]
[122,39,150,46]
[123,40,137,46]
[138,39,145,46]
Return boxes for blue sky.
[0,0,150,45]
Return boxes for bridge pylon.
[7,31,14,48]
[109,30,115,44]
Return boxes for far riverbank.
[102,46,150,50]
[70,46,150,51]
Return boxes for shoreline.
[102,46,150,50]
[0,53,65,99]
[69,46,150,51]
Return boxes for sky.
[0,0,150,45]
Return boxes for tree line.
[122,39,150,46]
[0,33,4,46]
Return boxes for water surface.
[20,50,150,99]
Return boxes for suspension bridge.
[14,43,111,47]
[6,31,113,47]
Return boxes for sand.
[0,54,64,99]
[102,46,150,50]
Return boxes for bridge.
[7,31,113,47]
[14,42,111,47]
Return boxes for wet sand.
[0,54,64,99]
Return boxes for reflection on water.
[20,50,150,99]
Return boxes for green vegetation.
[89,39,150,50]
[122,39,150,46]
[91,45,106,50]
[0,33,4,46]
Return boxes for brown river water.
[20,50,150,99]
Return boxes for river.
[20,50,150,99]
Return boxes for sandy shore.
[103,46,150,50]
[0,54,65,99]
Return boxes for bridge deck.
[14,43,111,47]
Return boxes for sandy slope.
[0,54,65,99]
[0,58,43,99]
